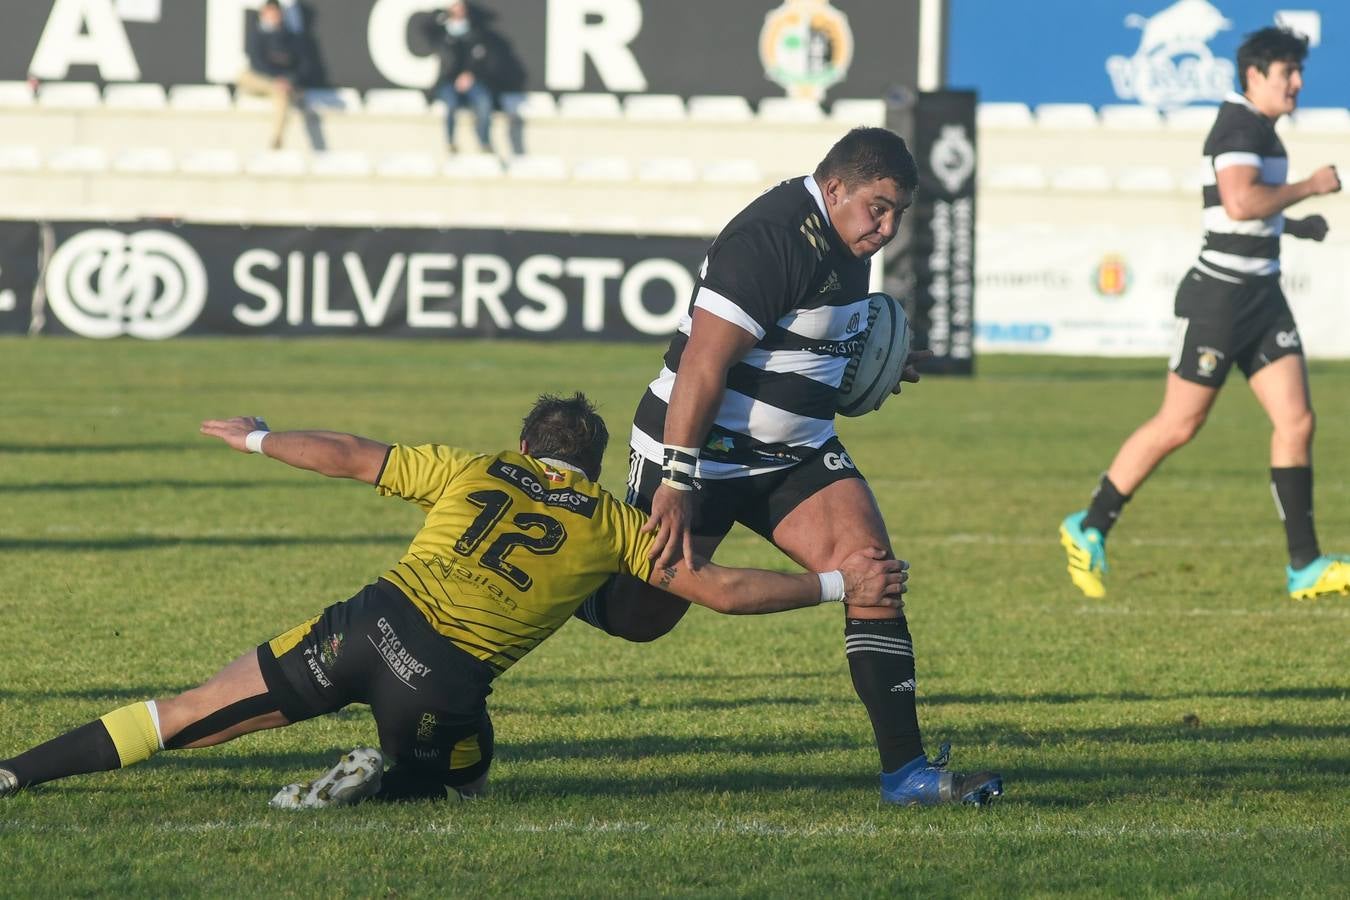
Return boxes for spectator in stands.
[426,1,526,155]
[237,0,326,150]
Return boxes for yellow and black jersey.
[375,445,656,674]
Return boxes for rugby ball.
[836,292,913,418]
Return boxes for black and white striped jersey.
[1198,91,1288,279]
[631,176,873,478]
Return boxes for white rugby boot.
[269,747,384,810]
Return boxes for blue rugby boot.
[880,743,1003,808]
[1287,555,1350,600]
[1059,511,1107,598]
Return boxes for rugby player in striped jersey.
[1061,26,1346,601]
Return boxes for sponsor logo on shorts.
[306,655,333,689]
[1275,329,1301,349]
[823,450,856,471]
[369,617,433,690]
[416,713,438,743]
[319,632,344,668]
[1196,345,1224,378]
[413,747,440,761]
[890,679,916,693]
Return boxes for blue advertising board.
[948,1,1347,109]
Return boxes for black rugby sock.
[2,720,123,788]
[1271,466,1320,569]
[1083,474,1130,536]
[845,617,924,772]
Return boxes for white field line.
[0,817,1338,841]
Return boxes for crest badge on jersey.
[760,0,854,101]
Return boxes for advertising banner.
[949,1,1348,109]
[887,90,977,375]
[0,220,707,341]
[4,0,920,102]
[975,224,1350,359]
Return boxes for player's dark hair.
[260,0,281,9]
[814,127,919,192]
[520,392,609,481]
[1237,26,1309,90]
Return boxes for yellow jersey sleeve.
[376,444,483,511]
[605,494,657,584]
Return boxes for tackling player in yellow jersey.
[0,393,905,807]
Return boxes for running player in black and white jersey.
[576,127,1004,808]
[1060,26,1347,601]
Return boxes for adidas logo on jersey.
[818,270,841,294]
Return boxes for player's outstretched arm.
[199,416,390,484]
[647,547,907,614]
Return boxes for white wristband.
[245,430,269,455]
[817,570,845,603]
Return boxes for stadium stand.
[3,88,1347,236]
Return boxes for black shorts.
[626,435,865,542]
[257,580,494,788]
[1170,268,1303,386]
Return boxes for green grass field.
[1,338,1346,898]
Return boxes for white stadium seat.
[47,146,109,172]
[981,164,1047,191]
[976,102,1034,128]
[516,91,557,119]
[1291,107,1350,133]
[0,145,42,171]
[311,150,373,177]
[758,97,824,123]
[1034,103,1098,129]
[0,80,35,107]
[1114,166,1177,193]
[831,98,887,126]
[622,93,686,121]
[506,155,568,180]
[688,95,754,122]
[557,92,622,119]
[1099,104,1163,129]
[234,91,275,113]
[573,157,633,181]
[169,84,233,111]
[245,150,308,176]
[1165,106,1219,131]
[443,153,503,178]
[702,159,761,183]
[179,148,242,175]
[363,89,428,115]
[38,82,102,109]
[112,147,176,173]
[1049,165,1112,192]
[103,83,167,109]
[375,152,438,178]
[637,157,698,182]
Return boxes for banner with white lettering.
[975,224,1350,359]
[0,220,706,340]
[949,1,1348,110]
[887,90,977,375]
[6,0,920,102]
